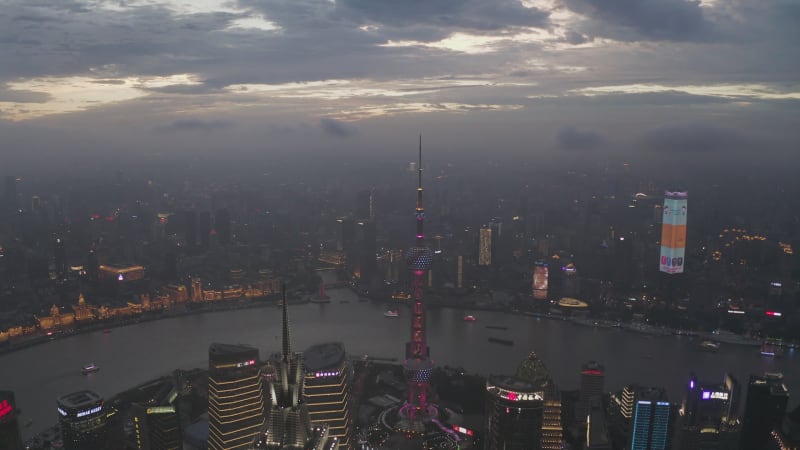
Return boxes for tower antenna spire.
[281,283,290,362]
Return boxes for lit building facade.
[478,227,492,266]
[131,403,181,450]
[678,373,740,450]
[208,344,265,450]
[659,191,688,274]
[57,390,108,450]
[629,389,673,450]
[303,342,353,448]
[578,361,605,422]
[0,391,23,450]
[98,264,145,282]
[533,262,548,300]
[485,375,545,450]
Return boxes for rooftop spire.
[281,284,290,362]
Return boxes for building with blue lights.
[629,388,673,450]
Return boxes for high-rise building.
[578,361,605,422]
[533,262,549,300]
[659,191,688,274]
[677,373,740,450]
[198,211,211,249]
[207,343,265,450]
[478,227,492,266]
[0,391,23,450]
[215,208,231,245]
[53,237,67,280]
[131,373,182,450]
[485,375,545,450]
[740,373,790,450]
[400,136,436,431]
[629,389,673,450]
[303,342,353,448]
[514,352,563,449]
[184,210,197,248]
[253,288,338,449]
[56,390,108,450]
[355,189,373,220]
[356,220,376,285]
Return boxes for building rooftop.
[488,375,539,394]
[208,343,259,366]
[303,342,346,372]
[57,390,102,409]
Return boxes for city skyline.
[1,0,799,172]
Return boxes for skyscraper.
[252,288,337,449]
[578,361,605,422]
[401,135,436,431]
[130,372,183,450]
[303,342,353,448]
[56,390,108,450]
[0,391,23,450]
[485,375,545,450]
[740,373,790,450]
[215,208,231,245]
[629,389,673,450]
[677,373,740,450]
[207,343,265,450]
[478,227,492,266]
[659,191,688,274]
[514,352,563,450]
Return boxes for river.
[1,286,797,441]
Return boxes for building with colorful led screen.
[659,191,688,274]
[533,262,548,300]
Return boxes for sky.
[1,0,799,172]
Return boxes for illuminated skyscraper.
[532,262,549,300]
[659,191,688,274]
[0,391,23,450]
[578,361,605,422]
[629,389,673,450]
[485,375,545,450]
[303,342,353,448]
[478,227,492,266]
[56,390,108,450]
[207,344,265,450]
[401,135,436,430]
[253,288,337,449]
[514,352,563,449]
[677,373,740,450]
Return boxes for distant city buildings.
[478,227,492,267]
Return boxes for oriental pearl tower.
[399,135,437,432]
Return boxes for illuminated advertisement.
[533,262,548,300]
[701,391,729,401]
[659,191,687,274]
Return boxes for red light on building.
[766,311,782,317]
[0,399,13,419]
[582,369,604,376]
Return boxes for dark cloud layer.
[320,118,358,138]
[556,126,606,150]
[641,123,745,152]
[562,0,712,41]
[156,119,234,133]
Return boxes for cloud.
[556,126,606,150]
[0,85,51,103]
[561,0,713,41]
[156,118,233,133]
[320,118,358,137]
[641,122,745,152]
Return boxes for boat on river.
[463,315,476,322]
[761,342,785,358]
[82,363,100,374]
[488,337,513,346]
[384,309,399,318]
[699,340,720,352]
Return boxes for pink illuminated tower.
[401,135,436,429]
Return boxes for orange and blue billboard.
[659,191,687,274]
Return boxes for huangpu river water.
[2,285,798,441]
